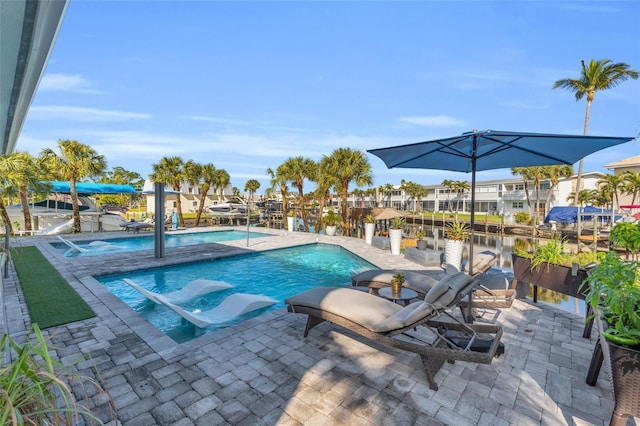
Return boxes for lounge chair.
[123,278,233,304]
[121,219,154,233]
[351,251,499,297]
[160,293,277,329]
[286,272,503,390]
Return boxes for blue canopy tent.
[45,181,136,195]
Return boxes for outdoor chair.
[286,272,504,390]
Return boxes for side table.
[378,287,419,306]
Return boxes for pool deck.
[2,227,636,425]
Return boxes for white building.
[142,180,234,216]
[347,172,604,219]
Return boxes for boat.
[6,181,135,234]
[205,197,249,216]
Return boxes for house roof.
[604,155,640,170]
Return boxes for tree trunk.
[70,179,82,233]
[0,198,14,235]
[194,187,209,226]
[18,186,32,232]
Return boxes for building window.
[193,201,198,207]
[512,201,524,209]
[514,184,524,191]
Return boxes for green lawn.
[10,246,95,328]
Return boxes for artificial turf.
[10,246,95,328]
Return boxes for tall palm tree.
[567,189,599,207]
[379,183,394,208]
[192,163,217,226]
[323,148,372,235]
[512,167,534,216]
[452,180,470,212]
[441,179,455,211]
[280,156,317,232]
[314,156,337,234]
[40,140,107,233]
[552,59,639,205]
[266,166,290,228]
[1,152,46,233]
[244,179,261,204]
[150,156,185,227]
[212,169,230,203]
[183,160,204,225]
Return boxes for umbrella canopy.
[374,208,405,221]
[368,129,635,275]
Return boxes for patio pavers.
[1,227,636,425]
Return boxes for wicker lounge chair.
[286,272,504,390]
[352,251,515,311]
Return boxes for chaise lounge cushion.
[286,287,403,332]
[352,270,441,294]
[463,251,497,275]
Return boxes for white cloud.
[38,73,102,93]
[399,115,467,127]
[29,106,151,122]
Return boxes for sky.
[17,0,640,194]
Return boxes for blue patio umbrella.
[368,129,635,276]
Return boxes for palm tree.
[266,166,290,228]
[211,169,230,203]
[40,140,107,233]
[567,189,599,207]
[552,59,639,205]
[512,167,534,216]
[314,157,337,234]
[183,160,204,225]
[150,156,185,227]
[622,170,640,206]
[441,179,455,211]
[452,180,470,212]
[598,173,625,223]
[322,148,372,235]
[379,183,394,208]
[244,179,261,204]
[1,152,46,233]
[280,156,317,232]
[190,163,217,226]
[543,165,574,217]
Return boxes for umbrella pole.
[464,139,478,324]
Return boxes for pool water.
[97,243,375,343]
[53,230,271,257]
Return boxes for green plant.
[581,252,640,348]
[515,236,604,271]
[415,229,426,239]
[390,216,405,230]
[514,211,530,224]
[0,324,116,424]
[324,209,340,227]
[529,236,570,271]
[365,214,375,224]
[392,273,406,285]
[610,221,640,259]
[287,210,295,217]
[444,221,469,241]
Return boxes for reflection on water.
[422,229,586,316]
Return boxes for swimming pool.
[52,230,272,257]
[97,243,375,343]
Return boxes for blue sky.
[18,1,640,193]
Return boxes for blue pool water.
[52,230,271,257]
[97,243,375,343]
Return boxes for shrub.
[514,212,530,224]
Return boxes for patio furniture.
[123,278,233,304]
[286,272,504,390]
